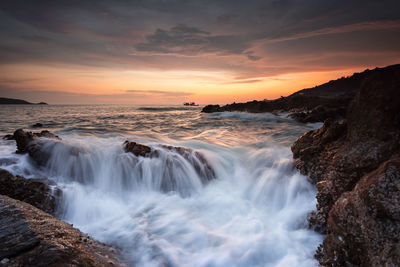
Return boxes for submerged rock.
[0,169,60,215]
[292,64,400,264]
[0,195,125,266]
[161,145,216,182]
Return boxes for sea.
[0,104,323,267]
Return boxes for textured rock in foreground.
[0,195,125,266]
[292,63,400,264]
[316,157,400,266]
[0,169,60,214]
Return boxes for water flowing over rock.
[292,64,400,264]
[13,129,60,166]
[123,140,152,157]
[0,195,126,266]
[123,140,216,195]
[0,168,60,214]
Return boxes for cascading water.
[0,105,323,266]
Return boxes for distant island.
[0,97,48,105]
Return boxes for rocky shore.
[0,128,219,265]
[292,65,400,265]
[0,131,128,266]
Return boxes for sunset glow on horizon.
[1,1,400,104]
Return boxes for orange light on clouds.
[0,63,382,104]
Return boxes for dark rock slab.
[0,195,126,266]
[0,169,60,215]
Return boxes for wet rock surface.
[13,129,60,167]
[0,169,60,215]
[2,134,14,140]
[292,64,400,264]
[123,140,152,157]
[0,195,126,267]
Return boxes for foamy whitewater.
[0,105,323,266]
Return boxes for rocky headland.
[292,65,400,265]
[202,64,400,124]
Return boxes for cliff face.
[292,64,400,264]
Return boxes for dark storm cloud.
[0,0,400,76]
[135,24,259,60]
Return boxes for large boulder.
[292,64,400,263]
[0,195,125,266]
[0,169,60,215]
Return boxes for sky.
[1,0,400,105]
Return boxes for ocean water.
[0,105,323,267]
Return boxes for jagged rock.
[316,157,400,266]
[0,195,126,266]
[0,169,60,215]
[13,129,60,166]
[292,63,400,264]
